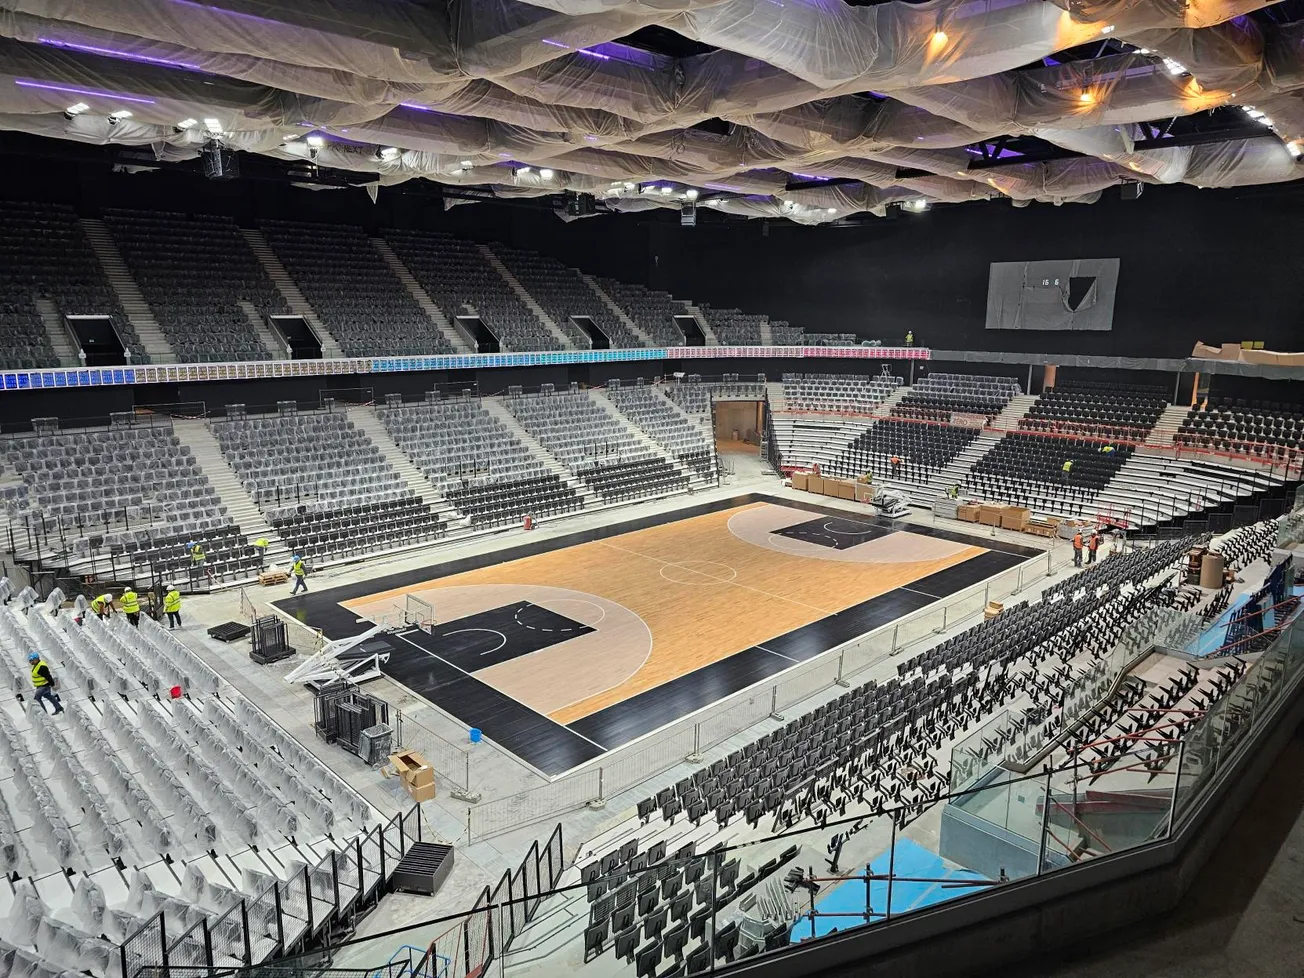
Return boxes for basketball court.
[277,495,1042,776]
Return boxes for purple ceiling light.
[15,79,157,104]
[37,37,202,71]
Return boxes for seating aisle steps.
[239,300,286,359]
[477,244,576,349]
[241,228,345,359]
[35,298,79,367]
[1095,452,1281,528]
[371,239,472,353]
[759,320,774,346]
[869,384,911,418]
[172,419,287,565]
[344,406,463,526]
[1145,404,1195,448]
[579,274,655,347]
[589,389,707,489]
[478,397,599,507]
[766,382,788,412]
[80,218,175,363]
[769,415,871,472]
[991,393,1040,429]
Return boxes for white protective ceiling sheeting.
[0,0,1296,223]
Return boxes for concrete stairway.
[239,301,286,359]
[35,298,79,367]
[933,432,1002,498]
[172,419,286,563]
[580,274,655,347]
[343,406,461,523]
[371,239,472,353]
[870,384,911,418]
[479,397,598,506]
[589,389,704,487]
[992,393,1039,430]
[680,302,719,345]
[477,244,577,349]
[1145,404,1194,448]
[241,229,345,359]
[650,385,713,434]
[80,218,176,363]
[766,381,789,412]
[759,320,774,346]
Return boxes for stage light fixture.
[516,165,532,175]
[538,167,554,179]
[931,30,947,45]
[63,102,89,120]
[306,135,324,148]
[460,159,473,167]
[378,146,400,161]
[203,117,220,131]
[107,109,132,124]
[660,185,673,195]
[1288,141,1302,159]
[826,207,837,214]
[686,188,699,199]
[175,118,197,131]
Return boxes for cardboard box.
[390,750,434,788]
[822,479,840,497]
[984,601,1004,619]
[957,504,981,522]
[978,505,1004,526]
[408,782,436,803]
[791,472,809,491]
[835,481,855,500]
[1000,507,1030,531]
[854,483,875,502]
[806,476,824,495]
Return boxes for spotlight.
[904,199,930,212]
[685,188,699,199]
[63,102,89,120]
[826,207,837,214]
[931,30,947,45]
[660,185,673,195]
[1288,141,1302,159]
[516,165,532,175]
[538,167,554,179]
[378,146,400,161]
[623,181,635,190]
[1100,24,1115,34]
[459,159,474,167]
[175,117,197,131]
[451,167,465,175]
[203,117,221,131]
[306,135,324,148]
[1079,91,1094,104]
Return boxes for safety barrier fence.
[464,546,1074,843]
[128,611,1304,978]
[121,805,429,978]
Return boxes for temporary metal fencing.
[466,550,1070,842]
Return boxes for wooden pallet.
[258,569,288,586]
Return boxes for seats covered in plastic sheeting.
[0,714,76,867]
[182,865,244,914]
[137,704,258,845]
[33,916,116,978]
[0,939,83,978]
[7,881,44,946]
[125,872,213,934]
[68,704,175,855]
[136,616,223,697]
[26,705,128,860]
[71,878,107,935]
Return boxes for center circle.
[659,560,738,586]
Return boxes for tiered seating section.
[495,248,639,348]
[699,305,766,346]
[384,230,559,352]
[967,433,1134,512]
[0,604,374,978]
[0,423,231,555]
[104,209,282,362]
[596,279,683,346]
[1176,397,1304,459]
[826,419,980,484]
[505,389,687,502]
[376,395,581,527]
[262,220,451,357]
[606,384,716,481]
[0,202,144,366]
[1020,380,1167,442]
[781,372,901,413]
[893,373,1022,422]
[210,408,442,563]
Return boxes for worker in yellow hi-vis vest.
[163,584,183,630]
[28,652,62,715]
[89,593,113,620]
[120,587,141,627]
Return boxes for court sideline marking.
[595,539,840,617]
[391,629,610,750]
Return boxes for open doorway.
[714,399,764,455]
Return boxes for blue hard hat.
[293,555,301,561]
[27,652,39,663]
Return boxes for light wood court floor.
[343,503,984,725]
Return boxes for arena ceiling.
[3,0,1304,223]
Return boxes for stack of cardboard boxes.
[389,750,436,802]
[790,472,875,503]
